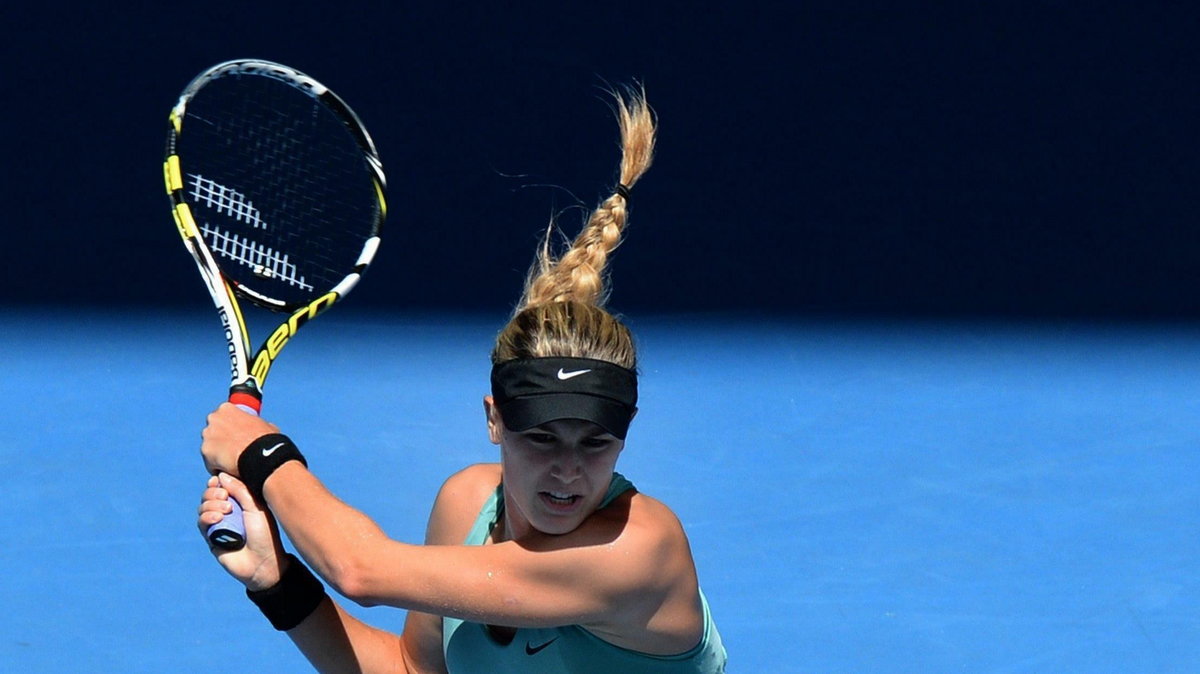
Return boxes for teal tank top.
[442,472,727,673]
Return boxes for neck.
[497,492,535,542]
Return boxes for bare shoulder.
[439,463,502,501]
[579,490,703,651]
[545,489,697,603]
[606,491,696,578]
[516,488,695,584]
[424,463,501,545]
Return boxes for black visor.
[490,357,638,439]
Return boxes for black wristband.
[246,553,327,631]
[237,433,307,500]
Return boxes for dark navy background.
[6,3,1198,318]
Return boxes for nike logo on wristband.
[525,637,558,655]
[556,368,591,380]
[262,442,286,457]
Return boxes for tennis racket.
[163,59,386,550]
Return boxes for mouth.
[539,491,582,511]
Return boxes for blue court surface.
[2,310,1197,672]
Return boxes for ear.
[483,395,504,445]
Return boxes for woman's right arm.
[285,597,428,674]
[395,464,505,672]
[305,464,497,673]
[199,466,493,674]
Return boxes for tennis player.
[196,89,727,673]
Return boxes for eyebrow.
[522,425,615,439]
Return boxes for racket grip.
[208,498,247,550]
[206,387,262,550]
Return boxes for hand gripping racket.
[163,59,386,550]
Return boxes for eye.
[524,431,557,445]
[582,436,616,451]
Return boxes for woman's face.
[486,399,625,537]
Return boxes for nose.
[550,446,585,483]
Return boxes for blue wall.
[7,4,1198,318]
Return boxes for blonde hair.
[492,87,656,369]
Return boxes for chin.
[531,511,587,536]
[534,517,582,536]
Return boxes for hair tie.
[615,183,632,202]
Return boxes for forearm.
[247,465,443,672]
[259,464,495,617]
[260,460,411,601]
[288,596,414,674]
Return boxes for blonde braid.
[519,87,656,310]
[491,86,656,369]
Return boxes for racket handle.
[208,498,247,550]
[206,386,263,551]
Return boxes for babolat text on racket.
[163,59,386,549]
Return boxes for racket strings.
[178,74,380,308]
[198,220,313,292]
[189,176,267,229]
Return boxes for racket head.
[164,59,386,312]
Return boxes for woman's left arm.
[201,404,700,648]
[262,461,698,647]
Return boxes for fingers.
[200,405,283,476]
[197,484,232,536]
[199,475,231,508]
[197,473,246,519]
[217,472,261,513]
[196,472,265,546]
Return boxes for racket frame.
[163,58,386,400]
[163,59,386,549]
